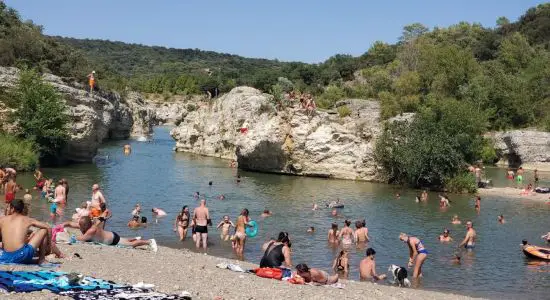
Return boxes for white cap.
[92,70,96,73]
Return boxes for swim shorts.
[195,225,208,234]
[90,208,101,218]
[110,232,120,246]
[50,203,57,214]
[0,244,35,264]
[517,175,523,182]
[418,249,429,255]
[5,192,14,203]
[465,244,475,249]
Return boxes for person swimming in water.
[439,229,453,242]
[260,209,272,218]
[451,215,462,225]
[439,194,450,208]
[216,215,235,241]
[497,214,506,224]
[459,221,477,250]
[332,250,349,276]
[399,233,428,278]
[312,202,318,210]
[421,190,428,202]
[327,223,339,244]
[123,144,131,155]
[307,226,315,233]
[338,220,354,247]
[474,196,481,212]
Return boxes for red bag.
[254,268,283,280]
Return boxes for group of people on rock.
[283,91,317,115]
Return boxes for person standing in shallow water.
[193,199,209,250]
[328,223,339,244]
[399,233,428,278]
[459,221,477,250]
[234,208,250,256]
[174,206,190,241]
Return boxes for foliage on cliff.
[10,69,70,164]
[0,134,38,171]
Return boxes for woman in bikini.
[399,233,428,278]
[327,223,339,244]
[296,264,338,285]
[332,250,349,276]
[338,220,354,247]
[234,208,250,256]
[173,206,190,241]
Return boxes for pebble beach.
[1,243,482,300]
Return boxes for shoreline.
[0,243,481,300]
[477,186,550,202]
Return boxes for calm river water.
[13,127,550,299]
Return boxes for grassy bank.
[0,134,38,171]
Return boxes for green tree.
[400,23,429,42]
[11,69,70,163]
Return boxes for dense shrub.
[337,105,352,118]
[444,172,477,193]
[0,134,38,171]
[10,69,70,164]
[375,99,487,189]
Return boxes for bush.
[375,99,487,189]
[337,105,352,117]
[317,85,345,109]
[444,172,477,193]
[10,69,70,164]
[0,134,38,171]
[480,138,499,164]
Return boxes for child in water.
[216,215,235,241]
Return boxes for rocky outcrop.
[171,87,382,181]
[488,130,550,170]
[147,101,189,125]
[0,67,153,162]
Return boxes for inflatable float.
[523,245,550,261]
[245,220,258,237]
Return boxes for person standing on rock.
[87,71,96,95]
[193,199,210,250]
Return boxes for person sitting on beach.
[174,206,190,241]
[0,199,51,264]
[234,208,250,255]
[359,248,387,281]
[90,184,106,218]
[439,229,453,242]
[451,215,462,225]
[296,263,338,285]
[354,220,370,244]
[128,215,143,229]
[77,216,157,252]
[260,232,292,268]
[307,226,315,233]
[216,215,235,241]
[338,220,354,247]
[328,223,339,244]
[332,250,349,275]
[459,221,477,250]
[260,209,272,218]
[399,233,428,278]
[497,215,506,224]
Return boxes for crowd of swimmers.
[1,163,548,288]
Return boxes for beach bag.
[254,268,282,280]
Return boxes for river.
[12,126,550,299]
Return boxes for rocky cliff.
[0,67,154,163]
[488,130,550,170]
[170,87,381,181]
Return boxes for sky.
[4,0,548,63]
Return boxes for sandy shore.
[0,243,482,300]
[477,187,550,202]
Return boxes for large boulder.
[147,101,189,125]
[0,67,152,162]
[171,87,382,181]
[488,130,550,170]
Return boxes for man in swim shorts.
[90,184,106,218]
[0,199,51,264]
[4,175,16,203]
[76,216,157,251]
[193,199,210,250]
[459,220,477,250]
[359,248,386,281]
